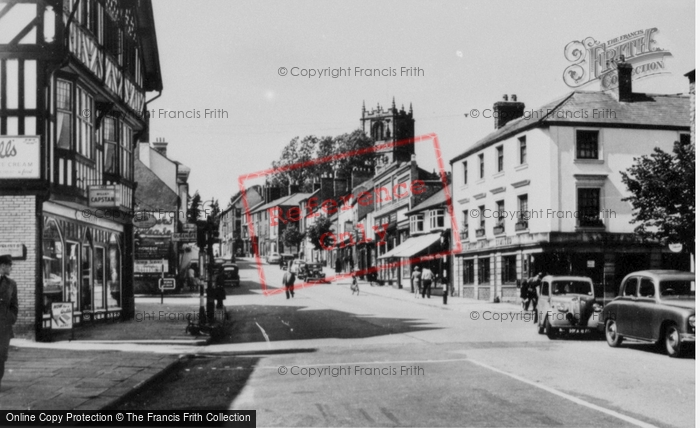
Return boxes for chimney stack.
[493,95,525,129]
[617,56,633,102]
[152,137,168,157]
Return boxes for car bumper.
[680,333,695,343]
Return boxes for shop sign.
[51,302,73,329]
[172,231,197,242]
[182,223,197,232]
[133,213,158,229]
[668,243,683,253]
[159,277,177,290]
[0,242,24,258]
[0,136,40,179]
[587,260,596,268]
[134,259,169,273]
[88,185,120,208]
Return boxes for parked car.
[303,262,327,283]
[266,252,281,264]
[220,262,240,287]
[601,270,695,358]
[279,254,296,270]
[536,275,602,339]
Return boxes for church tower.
[361,98,415,167]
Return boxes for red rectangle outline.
[238,133,462,296]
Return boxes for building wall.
[0,195,38,338]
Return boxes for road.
[125,258,695,427]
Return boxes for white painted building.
[450,62,690,303]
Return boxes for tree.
[188,191,202,223]
[305,215,334,251]
[209,199,221,218]
[621,140,695,255]
[281,225,305,254]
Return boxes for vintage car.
[220,262,240,287]
[279,254,296,270]
[536,275,602,339]
[266,252,281,265]
[300,262,327,283]
[601,270,695,358]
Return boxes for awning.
[378,232,441,259]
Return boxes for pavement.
[0,259,518,411]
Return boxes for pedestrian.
[334,256,342,275]
[350,273,359,296]
[187,266,196,292]
[214,267,226,309]
[528,272,544,322]
[421,267,434,299]
[411,266,422,298]
[0,255,18,391]
[442,277,449,304]
[520,278,530,311]
[283,264,296,299]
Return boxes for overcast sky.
[148,0,695,206]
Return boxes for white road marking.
[466,358,658,428]
[255,322,270,342]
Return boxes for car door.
[634,276,657,340]
[615,277,638,337]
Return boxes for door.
[635,277,657,340]
[615,277,638,337]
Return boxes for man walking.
[528,272,544,322]
[0,255,18,391]
[283,265,296,299]
[441,277,449,305]
[421,267,434,299]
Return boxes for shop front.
[41,203,124,330]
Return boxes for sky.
[147,0,695,206]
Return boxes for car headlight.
[556,303,569,312]
[592,303,603,312]
[689,315,695,330]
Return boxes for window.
[495,200,505,226]
[623,278,637,297]
[106,234,121,308]
[576,130,599,159]
[478,258,490,284]
[410,214,424,234]
[94,247,105,310]
[502,255,516,284]
[56,80,72,150]
[462,258,474,284]
[42,219,64,315]
[76,86,94,159]
[541,281,549,296]
[496,146,503,172]
[479,205,485,229]
[519,136,527,164]
[429,209,445,229]
[478,154,484,178]
[103,117,118,174]
[120,124,133,181]
[462,160,468,184]
[462,210,469,228]
[518,194,528,221]
[577,188,601,227]
[639,278,655,298]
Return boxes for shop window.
[94,247,105,310]
[576,130,599,159]
[462,258,474,284]
[478,258,490,284]
[42,219,64,314]
[502,255,517,284]
[107,234,121,308]
[66,242,79,311]
[81,232,93,311]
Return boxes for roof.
[378,232,442,259]
[406,188,450,215]
[249,192,312,214]
[451,90,690,164]
[134,159,179,210]
[136,0,163,91]
[621,270,695,280]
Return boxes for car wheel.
[605,319,623,347]
[664,324,683,358]
[545,317,556,339]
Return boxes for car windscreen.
[659,280,695,299]
[551,281,592,296]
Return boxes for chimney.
[493,94,525,129]
[617,56,633,102]
[152,137,168,157]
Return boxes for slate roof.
[134,159,179,210]
[451,90,690,164]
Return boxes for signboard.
[138,211,174,237]
[669,243,683,253]
[51,302,73,329]
[134,259,169,273]
[0,136,40,179]
[587,260,596,268]
[172,231,197,242]
[159,277,177,290]
[182,223,197,232]
[0,242,24,258]
[133,213,158,229]
[88,185,120,207]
